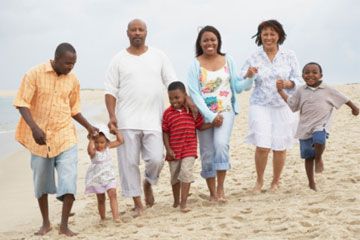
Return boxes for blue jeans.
[299,131,328,159]
[31,145,78,201]
[198,111,235,178]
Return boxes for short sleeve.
[162,111,169,132]
[195,113,204,129]
[13,71,36,109]
[286,88,301,112]
[69,77,81,116]
[329,88,349,109]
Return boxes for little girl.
[85,125,123,222]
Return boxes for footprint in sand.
[232,216,244,222]
[308,208,326,214]
[300,221,312,227]
[240,208,252,214]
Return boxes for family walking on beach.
[13,18,359,236]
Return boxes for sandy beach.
[0,85,359,240]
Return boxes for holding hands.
[245,66,258,79]
[212,113,224,127]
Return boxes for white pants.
[116,130,164,198]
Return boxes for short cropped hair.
[195,25,225,57]
[252,20,287,46]
[55,42,76,59]
[168,81,186,93]
[303,62,323,74]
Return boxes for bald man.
[105,19,180,215]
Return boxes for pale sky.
[0,0,359,90]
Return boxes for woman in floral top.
[241,20,301,193]
[188,26,254,202]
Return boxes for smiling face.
[302,64,323,87]
[200,31,219,56]
[260,27,279,50]
[127,20,147,48]
[168,89,186,109]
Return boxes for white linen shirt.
[241,47,301,107]
[104,47,177,132]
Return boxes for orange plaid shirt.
[14,61,81,158]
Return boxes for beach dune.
[0,85,359,240]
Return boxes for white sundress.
[85,147,117,194]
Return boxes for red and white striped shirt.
[162,106,204,161]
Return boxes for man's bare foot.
[180,206,191,213]
[114,218,121,223]
[315,160,324,173]
[269,182,279,193]
[59,226,77,237]
[143,181,155,207]
[309,182,317,191]
[252,181,263,194]
[34,224,52,236]
[209,195,218,202]
[218,197,228,203]
[173,201,179,208]
[132,206,144,218]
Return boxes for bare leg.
[270,150,286,192]
[143,180,155,207]
[59,194,77,236]
[107,189,120,222]
[205,177,217,201]
[96,194,106,220]
[314,143,325,173]
[34,194,52,236]
[305,158,316,191]
[171,182,180,208]
[216,170,227,202]
[180,182,191,212]
[253,147,270,193]
[132,196,144,217]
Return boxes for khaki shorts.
[168,157,195,185]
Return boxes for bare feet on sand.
[34,224,52,236]
[252,181,263,194]
[315,159,324,173]
[59,226,77,237]
[269,182,279,193]
[132,206,144,218]
[180,206,191,213]
[309,182,317,191]
[143,180,155,207]
[217,188,227,203]
[173,201,179,208]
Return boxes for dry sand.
[0,85,359,240]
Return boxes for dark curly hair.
[252,20,287,46]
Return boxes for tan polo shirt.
[287,83,349,140]
[13,61,81,157]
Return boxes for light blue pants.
[198,111,235,179]
[31,145,78,201]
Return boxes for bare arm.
[346,100,359,116]
[72,113,98,136]
[163,132,175,160]
[105,94,118,134]
[108,130,124,148]
[87,138,96,158]
[18,107,46,145]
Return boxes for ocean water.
[0,95,106,159]
[0,96,18,133]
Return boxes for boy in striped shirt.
[162,81,212,212]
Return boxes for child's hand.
[245,66,258,78]
[276,80,285,91]
[166,149,176,161]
